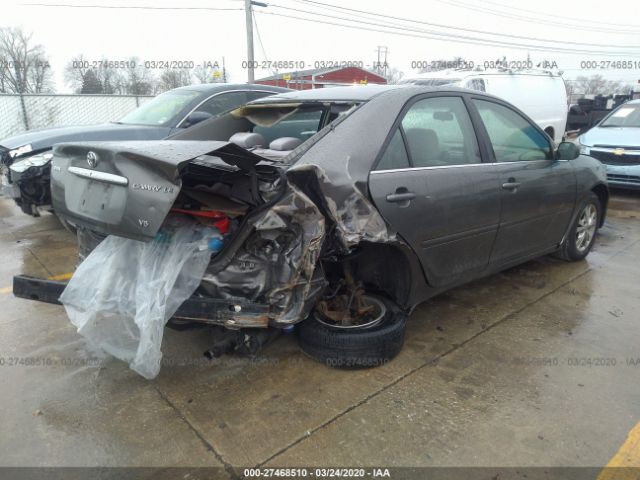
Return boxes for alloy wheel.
[575,203,597,253]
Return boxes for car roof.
[249,84,404,103]
[247,84,507,106]
[403,68,562,81]
[173,83,291,94]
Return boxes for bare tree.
[0,27,53,93]
[573,74,633,96]
[123,57,156,95]
[158,69,192,92]
[64,55,127,94]
[192,65,225,84]
[573,74,607,95]
[64,54,89,93]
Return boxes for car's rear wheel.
[297,293,406,369]
[556,192,601,261]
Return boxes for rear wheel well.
[324,243,412,308]
[591,183,609,227]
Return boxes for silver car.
[578,99,640,190]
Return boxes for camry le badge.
[86,151,99,168]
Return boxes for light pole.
[245,0,267,83]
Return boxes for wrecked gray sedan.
[14,85,609,378]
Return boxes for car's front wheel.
[557,192,601,261]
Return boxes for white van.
[401,69,568,144]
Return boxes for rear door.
[469,97,576,265]
[368,94,501,288]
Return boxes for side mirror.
[556,141,580,160]
[182,111,213,128]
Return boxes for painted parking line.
[0,272,73,294]
[597,421,640,480]
[47,272,73,281]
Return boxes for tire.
[298,295,406,369]
[556,192,601,262]
[56,214,77,236]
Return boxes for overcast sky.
[2,0,639,92]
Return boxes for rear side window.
[253,108,324,144]
[376,129,410,170]
[400,96,481,167]
[246,91,273,102]
[473,99,552,162]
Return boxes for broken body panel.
[49,140,326,327]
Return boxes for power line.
[257,8,639,56]
[253,11,276,75]
[21,2,243,10]
[458,0,640,29]
[432,0,640,35]
[296,0,639,35]
[280,0,639,50]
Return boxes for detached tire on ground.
[298,295,406,369]
[556,192,601,262]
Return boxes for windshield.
[118,90,200,126]
[601,104,640,128]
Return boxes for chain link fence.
[0,94,154,139]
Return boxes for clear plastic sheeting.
[60,216,214,379]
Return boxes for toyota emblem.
[86,151,99,168]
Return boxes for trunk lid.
[51,140,269,241]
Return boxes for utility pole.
[244,1,267,83]
[245,0,255,83]
[375,46,389,78]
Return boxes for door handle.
[501,180,521,191]
[386,191,416,203]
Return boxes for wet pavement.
[0,191,639,475]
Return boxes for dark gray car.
[0,83,290,215]
[14,85,608,370]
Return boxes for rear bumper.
[12,274,272,328]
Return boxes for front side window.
[473,99,552,162]
[400,96,481,167]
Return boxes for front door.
[470,98,576,264]
[369,95,501,288]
